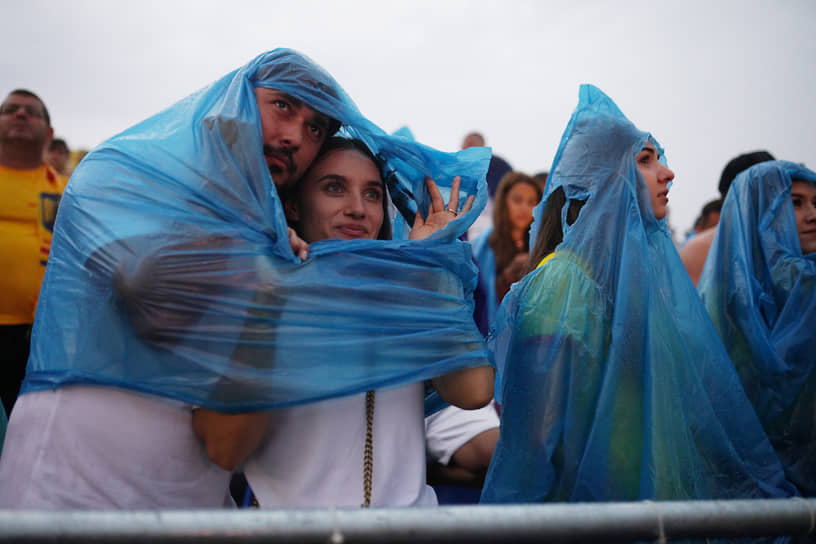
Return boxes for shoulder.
[678,227,716,285]
[512,252,606,334]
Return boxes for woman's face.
[636,142,675,220]
[791,180,816,254]
[505,181,540,233]
[287,148,385,243]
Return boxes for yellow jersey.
[0,164,66,324]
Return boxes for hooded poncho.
[23,49,491,412]
[699,160,816,496]
[480,85,795,505]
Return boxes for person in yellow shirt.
[0,89,64,415]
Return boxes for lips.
[336,224,368,238]
[264,151,292,172]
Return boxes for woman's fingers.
[447,176,461,213]
[425,177,446,212]
[413,209,424,229]
[461,194,475,215]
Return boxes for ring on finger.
[446,207,458,216]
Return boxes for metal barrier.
[1,498,814,543]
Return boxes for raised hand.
[410,176,475,241]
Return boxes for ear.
[42,127,54,153]
[284,199,300,223]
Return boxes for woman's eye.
[274,100,289,111]
[325,182,343,194]
[364,189,383,201]
[791,197,802,208]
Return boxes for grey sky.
[3,0,814,235]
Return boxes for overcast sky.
[3,0,814,235]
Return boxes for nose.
[278,118,304,149]
[805,203,816,222]
[345,192,366,218]
[660,164,675,183]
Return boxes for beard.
[263,145,297,184]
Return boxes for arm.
[495,252,530,302]
[192,409,271,471]
[431,365,494,410]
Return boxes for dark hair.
[718,151,774,197]
[527,186,586,273]
[700,198,722,221]
[48,138,69,153]
[489,171,542,273]
[283,136,391,240]
[5,89,50,126]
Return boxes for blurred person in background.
[471,172,541,337]
[44,137,70,177]
[679,150,774,285]
[0,89,63,416]
[462,131,513,240]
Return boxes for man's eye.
[309,124,323,138]
[274,100,289,111]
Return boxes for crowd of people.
[0,49,812,521]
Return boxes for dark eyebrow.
[276,91,330,131]
[270,90,302,108]
[318,174,347,184]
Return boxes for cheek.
[369,203,385,230]
[296,142,322,171]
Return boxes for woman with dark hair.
[194,137,494,508]
[699,161,816,496]
[480,85,795,507]
[471,172,541,335]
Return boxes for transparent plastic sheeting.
[0,403,5,452]
[470,227,498,334]
[481,85,796,509]
[23,49,492,412]
[699,161,816,496]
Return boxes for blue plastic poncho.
[480,85,795,505]
[24,49,491,412]
[698,161,816,496]
[470,227,497,336]
[0,402,5,453]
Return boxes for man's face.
[255,88,332,188]
[0,93,52,151]
[45,145,70,173]
[461,133,484,150]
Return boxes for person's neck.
[511,228,524,249]
[0,145,44,170]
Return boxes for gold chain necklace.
[361,390,375,507]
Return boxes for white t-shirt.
[425,401,500,466]
[243,383,437,508]
[0,386,232,509]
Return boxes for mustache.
[262,145,296,175]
